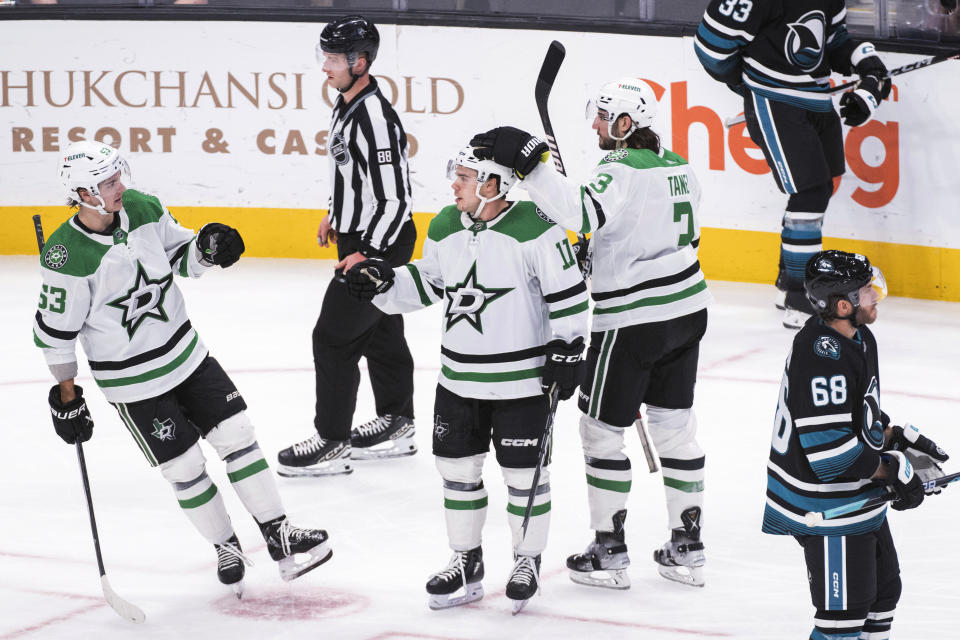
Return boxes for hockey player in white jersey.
[344,144,589,613]
[35,141,332,597]
[471,78,712,588]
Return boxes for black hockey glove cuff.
[48,384,94,445]
[197,223,245,268]
[469,127,548,178]
[344,257,395,301]
[882,451,925,511]
[541,337,586,401]
[839,88,878,127]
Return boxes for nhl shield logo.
[150,418,176,441]
[813,335,841,360]
[330,132,351,166]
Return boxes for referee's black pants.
[312,219,416,440]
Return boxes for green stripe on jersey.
[178,484,219,509]
[506,501,551,517]
[586,474,631,493]
[444,497,489,510]
[95,334,199,388]
[549,300,588,319]
[663,477,704,493]
[589,330,616,418]
[122,190,166,232]
[441,365,542,383]
[593,280,707,315]
[599,147,689,170]
[33,330,51,348]
[227,458,269,483]
[116,402,158,466]
[488,202,555,243]
[427,206,469,243]
[406,264,433,306]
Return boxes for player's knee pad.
[786,181,833,214]
[159,443,208,484]
[435,454,485,485]
[646,406,701,458]
[579,414,627,460]
[205,411,257,460]
[501,466,549,492]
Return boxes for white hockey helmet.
[587,77,659,140]
[446,145,517,218]
[58,140,130,215]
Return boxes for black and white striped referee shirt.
[327,76,413,255]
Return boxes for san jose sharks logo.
[784,10,826,72]
[444,261,512,333]
[150,417,176,441]
[814,335,841,360]
[861,376,885,450]
[107,261,174,339]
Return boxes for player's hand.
[469,127,548,178]
[889,423,949,463]
[854,49,892,101]
[317,215,337,248]
[572,237,591,276]
[881,451,925,511]
[197,223,245,268]
[343,257,395,300]
[541,337,586,400]
[48,384,94,444]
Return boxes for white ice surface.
[1,256,958,639]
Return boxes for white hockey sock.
[224,443,285,523]
[580,415,631,531]
[505,479,551,557]
[171,471,234,545]
[442,479,488,550]
[647,406,705,530]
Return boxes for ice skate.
[276,434,352,477]
[259,516,332,581]
[425,547,484,610]
[350,414,417,460]
[653,529,705,587]
[782,290,813,330]
[774,288,786,310]
[782,306,811,329]
[215,534,252,599]
[506,554,540,615]
[567,509,630,589]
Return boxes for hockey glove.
[48,384,94,445]
[197,223,245,268]
[469,127,548,178]
[889,423,949,463]
[882,450,925,511]
[541,337,586,400]
[840,45,891,127]
[572,237,591,277]
[344,257,395,301]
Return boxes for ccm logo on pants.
[500,438,539,447]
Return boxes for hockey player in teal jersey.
[35,141,332,597]
[344,144,589,613]
[470,78,712,589]
[765,250,949,639]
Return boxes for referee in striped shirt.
[277,16,417,477]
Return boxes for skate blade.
[279,543,333,582]
[276,461,353,478]
[427,583,483,610]
[657,564,704,587]
[231,581,244,600]
[350,439,417,461]
[569,568,631,590]
[774,289,786,310]
[510,598,530,616]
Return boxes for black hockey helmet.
[319,15,380,65]
[804,250,876,322]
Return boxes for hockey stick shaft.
[519,384,560,543]
[636,413,659,473]
[725,48,960,128]
[32,215,145,624]
[811,470,960,521]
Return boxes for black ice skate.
[258,516,332,582]
[276,434,352,477]
[567,509,630,589]
[350,415,417,460]
[425,546,484,610]
[215,534,253,599]
[653,507,705,587]
[506,554,541,615]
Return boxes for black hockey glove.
[344,257,395,301]
[839,51,891,127]
[48,384,94,445]
[890,423,949,494]
[541,337,585,401]
[469,127,548,178]
[197,223,245,268]
[882,451,925,511]
[572,237,591,277]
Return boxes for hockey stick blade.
[101,575,146,624]
[535,40,567,177]
[805,470,960,522]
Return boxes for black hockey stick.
[33,215,146,624]
[804,470,960,525]
[519,384,560,545]
[724,47,960,128]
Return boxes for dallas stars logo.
[444,261,512,333]
[150,418,176,441]
[107,261,173,339]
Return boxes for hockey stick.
[724,47,960,128]
[33,215,146,624]
[519,384,560,544]
[636,412,660,473]
[804,470,960,526]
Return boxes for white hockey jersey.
[373,201,589,400]
[33,189,211,403]
[523,147,712,331]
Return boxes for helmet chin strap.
[336,53,364,93]
[607,115,638,143]
[78,190,113,216]
[468,181,491,221]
